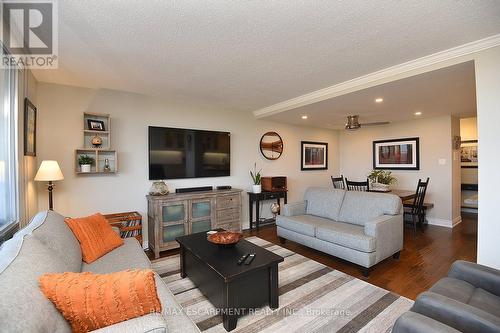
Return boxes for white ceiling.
[33,1,500,112]
[264,61,477,129]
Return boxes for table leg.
[256,198,260,230]
[284,192,288,204]
[180,245,186,278]
[269,264,279,309]
[222,282,238,331]
[249,196,253,230]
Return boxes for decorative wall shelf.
[75,112,118,175]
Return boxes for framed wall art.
[24,97,37,156]
[301,141,328,171]
[373,137,419,170]
[460,140,478,168]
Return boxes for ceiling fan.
[345,115,390,131]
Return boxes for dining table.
[370,189,416,201]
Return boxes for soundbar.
[175,186,213,193]
[216,185,232,190]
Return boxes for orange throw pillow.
[39,269,162,333]
[65,213,124,263]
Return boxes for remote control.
[237,254,249,265]
[244,253,256,265]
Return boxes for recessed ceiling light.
[301,115,308,119]
[414,111,422,116]
[375,98,384,103]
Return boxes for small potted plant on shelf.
[250,163,262,193]
[368,170,397,192]
[78,155,95,173]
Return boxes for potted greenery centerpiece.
[78,155,95,173]
[250,163,262,193]
[368,170,397,192]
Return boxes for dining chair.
[345,178,370,191]
[331,175,345,189]
[404,178,430,236]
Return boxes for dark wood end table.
[248,190,288,230]
[176,231,284,331]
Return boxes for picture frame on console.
[301,141,328,171]
[373,137,420,170]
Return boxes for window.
[0,49,19,235]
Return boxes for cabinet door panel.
[192,201,211,219]
[162,223,186,243]
[191,219,212,234]
[162,202,187,223]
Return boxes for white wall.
[35,83,340,246]
[339,115,460,226]
[17,69,38,227]
[451,116,461,221]
[475,46,500,269]
[460,117,477,141]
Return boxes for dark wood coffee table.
[176,232,284,331]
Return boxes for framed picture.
[24,98,37,156]
[301,141,328,171]
[460,140,478,168]
[373,137,420,170]
[87,119,106,131]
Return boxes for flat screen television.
[148,126,230,180]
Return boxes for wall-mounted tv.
[148,126,230,180]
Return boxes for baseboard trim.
[427,218,453,228]
[426,216,463,228]
[452,216,462,227]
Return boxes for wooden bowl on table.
[207,231,243,248]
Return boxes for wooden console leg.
[154,248,160,260]
[278,237,286,244]
[393,251,401,259]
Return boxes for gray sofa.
[276,187,403,276]
[393,260,500,333]
[0,210,200,333]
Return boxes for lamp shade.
[35,160,64,182]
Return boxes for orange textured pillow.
[65,213,124,263]
[39,269,162,333]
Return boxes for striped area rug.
[152,237,412,333]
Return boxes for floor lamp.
[35,160,64,210]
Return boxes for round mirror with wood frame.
[260,131,283,160]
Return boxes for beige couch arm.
[364,214,403,262]
[91,313,167,333]
[282,202,307,216]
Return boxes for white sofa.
[0,210,200,333]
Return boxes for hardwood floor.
[147,213,477,300]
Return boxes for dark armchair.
[393,260,500,333]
